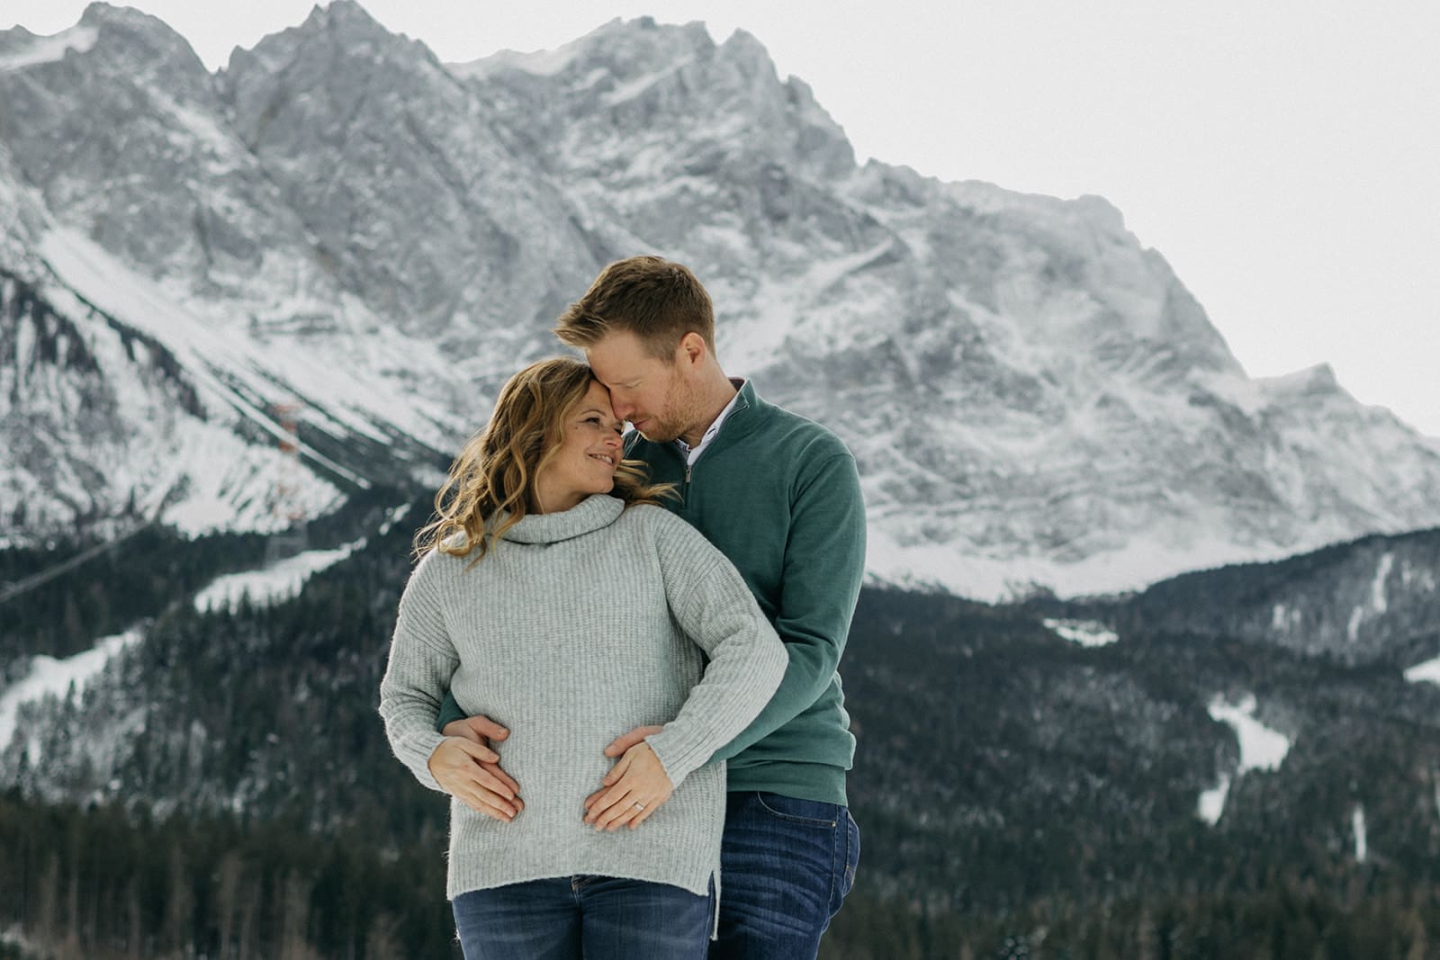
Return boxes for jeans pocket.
[841,809,860,898]
[754,792,841,827]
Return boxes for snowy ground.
[193,542,360,612]
[863,523,1309,602]
[1404,655,1440,686]
[1042,618,1119,647]
[1197,775,1233,827]
[1197,694,1293,825]
[0,628,143,752]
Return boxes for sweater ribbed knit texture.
[379,495,786,900]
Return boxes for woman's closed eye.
[583,415,623,435]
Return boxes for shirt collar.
[674,378,746,464]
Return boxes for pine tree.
[215,850,242,960]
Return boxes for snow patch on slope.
[194,541,360,612]
[0,25,98,73]
[0,628,143,755]
[1404,655,1440,687]
[1198,775,1231,826]
[1209,695,1291,773]
[1043,619,1119,647]
[1197,694,1292,825]
[1372,553,1393,613]
[865,522,1283,603]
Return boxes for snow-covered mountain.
[4,2,1439,598]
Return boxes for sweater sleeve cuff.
[642,729,708,791]
[399,729,450,794]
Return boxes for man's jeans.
[710,791,862,960]
[452,875,712,960]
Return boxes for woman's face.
[531,380,625,513]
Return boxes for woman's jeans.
[709,792,862,960]
[452,875,712,960]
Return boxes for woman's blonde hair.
[413,357,669,565]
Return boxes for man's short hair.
[555,256,715,361]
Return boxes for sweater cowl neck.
[500,494,625,544]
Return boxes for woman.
[379,357,786,959]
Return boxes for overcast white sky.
[7,1,1438,436]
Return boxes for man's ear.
[676,331,707,368]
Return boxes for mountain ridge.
[2,4,1439,598]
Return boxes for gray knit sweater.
[379,494,786,900]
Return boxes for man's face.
[586,330,699,443]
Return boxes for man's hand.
[583,741,673,832]
[441,714,522,807]
[601,724,663,759]
[428,737,523,821]
[442,714,511,750]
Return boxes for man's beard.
[633,370,702,444]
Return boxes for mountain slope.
[2,3,1438,596]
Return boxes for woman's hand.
[428,737,523,822]
[582,741,674,831]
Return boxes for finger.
[467,766,517,802]
[583,786,606,812]
[479,761,520,796]
[441,719,483,743]
[454,738,500,766]
[595,793,642,831]
[458,785,518,821]
[604,725,662,758]
[607,805,641,832]
[628,802,656,830]
[586,784,634,826]
[466,714,510,743]
[593,759,633,811]
[601,751,634,788]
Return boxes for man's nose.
[611,398,635,420]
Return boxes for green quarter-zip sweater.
[438,380,867,806]
[631,380,866,806]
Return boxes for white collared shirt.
[673,379,746,467]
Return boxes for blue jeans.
[709,792,861,960]
[452,876,712,960]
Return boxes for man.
[431,256,866,958]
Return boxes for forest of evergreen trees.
[0,790,456,959]
[3,789,1439,959]
[3,502,1440,957]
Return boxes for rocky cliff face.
[3,2,1438,596]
